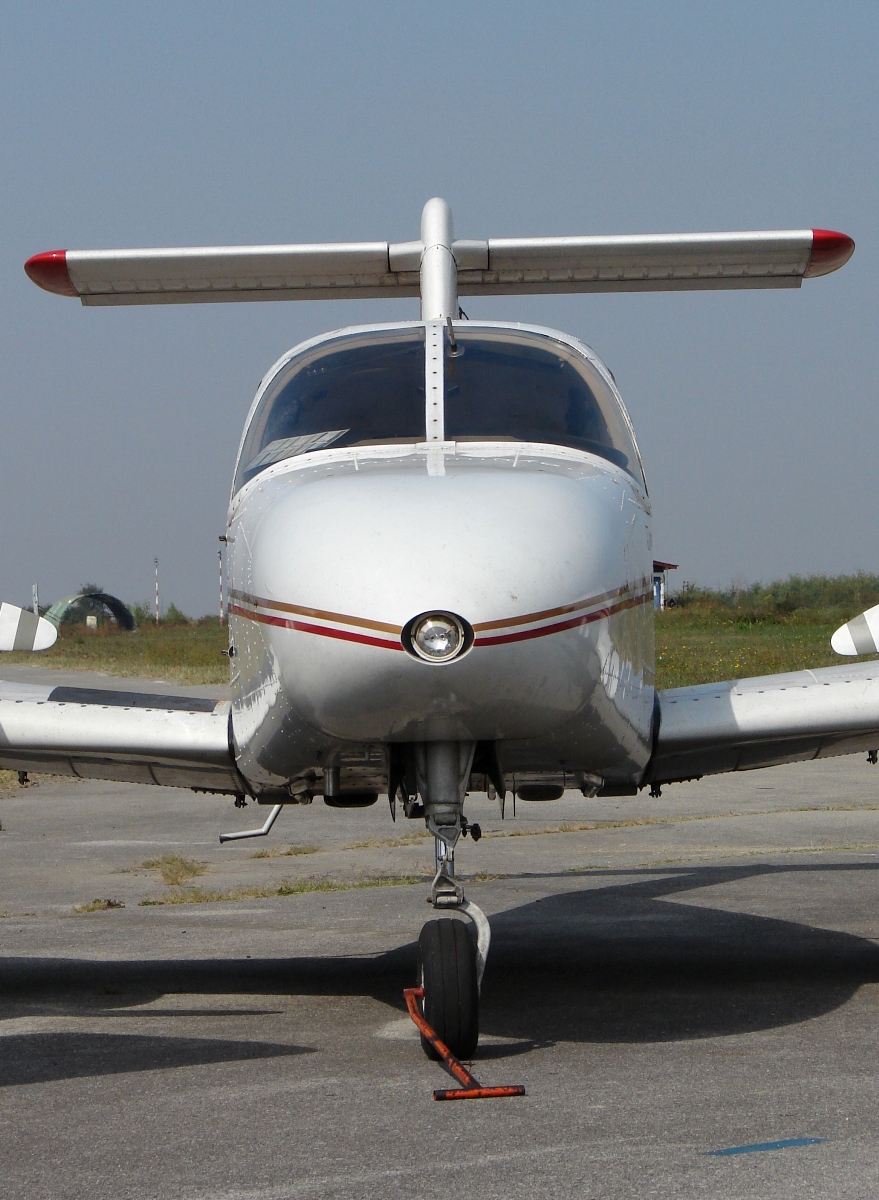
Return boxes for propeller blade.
[831,604,879,656]
[0,603,58,652]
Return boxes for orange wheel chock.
[404,986,526,1101]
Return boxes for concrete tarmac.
[2,668,879,1197]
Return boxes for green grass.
[4,618,229,685]
[655,573,879,688]
[655,606,848,689]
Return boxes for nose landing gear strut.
[413,741,492,1061]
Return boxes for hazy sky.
[1,2,876,614]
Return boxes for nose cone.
[240,451,649,743]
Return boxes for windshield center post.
[424,320,445,476]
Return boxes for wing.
[24,228,853,305]
[649,661,879,784]
[0,681,243,793]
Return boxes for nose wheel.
[418,918,479,1060]
[417,827,491,1062]
[412,740,492,1062]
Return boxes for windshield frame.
[231,319,646,500]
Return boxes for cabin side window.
[235,328,426,492]
[444,330,643,481]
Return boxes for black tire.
[417,918,479,1060]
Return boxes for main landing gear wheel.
[418,918,479,1061]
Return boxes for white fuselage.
[225,321,655,799]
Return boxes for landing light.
[411,613,465,662]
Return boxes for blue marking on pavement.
[704,1138,827,1157]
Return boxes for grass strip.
[3,619,229,686]
[490,803,879,840]
[625,843,879,868]
[139,874,426,906]
[73,898,125,913]
[654,598,874,690]
[140,855,208,886]
[249,844,320,859]
[344,830,432,850]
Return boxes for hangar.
[44,591,136,632]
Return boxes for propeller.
[831,604,879,656]
[0,603,58,652]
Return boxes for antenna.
[446,315,459,355]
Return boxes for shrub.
[671,574,879,620]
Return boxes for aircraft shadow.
[0,1032,312,1088]
[1,860,878,1064]
[480,860,879,1047]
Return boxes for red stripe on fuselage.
[231,588,651,652]
[229,604,404,651]
[471,578,648,633]
[472,592,649,646]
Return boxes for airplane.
[5,197,871,1061]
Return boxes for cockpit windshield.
[235,327,426,491]
[234,323,643,493]
[444,329,641,478]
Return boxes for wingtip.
[804,230,855,278]
[24,250,78,297]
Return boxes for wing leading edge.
[649,661,879,784]
[0,682,243,793]
[4,666,877,795]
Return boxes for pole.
[154,557,159,624]
[218,548,224,625]
[32,583,39,617]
